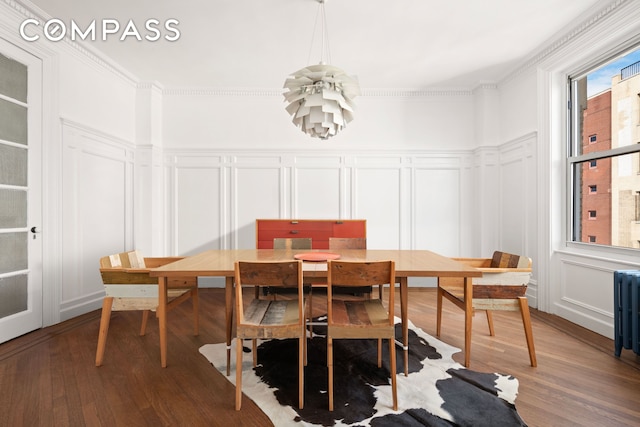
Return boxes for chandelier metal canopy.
[283,0,360,140]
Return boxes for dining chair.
[328,237,380,298]
[437,250,536,367]
[96,250,199,367]
[264,238,312,300]
[234,260,307,410]
[326,260,398,411]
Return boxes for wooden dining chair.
[234,260,307,410]
[326,260,398,411]
[263,238,312,300]
[328,237,380,298]
[96,250,199,367]
[437,251,536,367]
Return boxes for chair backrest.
[100,250,146,269]
[490,251,532,269]
[327,260,395,321]
[235,260,303,288]
[234,260,304,322]
[273,237,312,250]
[328,260,394,288]
[328,237,367,250]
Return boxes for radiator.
[614,270,640,357]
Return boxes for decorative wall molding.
[500,0,630,85]
[61,117,135,149]
[162,87,475,97]
[8,0,139,86]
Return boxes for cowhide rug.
[199,318,527,426]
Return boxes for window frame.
[567,44,640,251]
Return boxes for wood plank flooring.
[1,288,639,426]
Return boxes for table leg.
[400,277,408,376]
[463,276,472,368]
[158,276,168,368]
[225,275,234,376]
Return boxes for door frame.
[0,26,61,329]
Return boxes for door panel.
[0,41,42,344]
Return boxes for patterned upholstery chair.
[437,251,536,367]
[96,250,199,367]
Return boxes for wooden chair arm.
[476,267,532,273]
[451,257,492,268]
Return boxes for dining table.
[149,249,483,372]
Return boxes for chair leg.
[377,338,382,368]
[140,310,150,336]
[436,286,443,337]
[252,339,257,367]
[485,310,495,336]
[95,297,114,367]
[299,336,305,409]
[518,297,537,367]
[303,329,308,366]
[191,287,199,336]
[389,337,398,411]
[309,287,314,338]
[328,336,334,411]
[235,338,243,410]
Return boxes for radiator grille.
[614,270,640,356]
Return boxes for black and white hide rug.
[199,318,527,426]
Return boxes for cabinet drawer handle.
[335,221,343,224]
[290,230,299,234]
[290,220,298,224]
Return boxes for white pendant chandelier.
[283,0,360,140]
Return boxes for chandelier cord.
[284,0,358,139]
[307,0,331,66]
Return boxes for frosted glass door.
[0,44,42,343]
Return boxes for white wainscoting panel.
[166,150,471,258]
[355,166,402,249]
[174,162,223,255]
[296,166,341,219]
[413,163,461,257]
[60,120,134,320]
[233,162,283,249]
[554,254,623,338]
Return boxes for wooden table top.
[149,249,482,278]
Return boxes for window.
[569,46,640,249]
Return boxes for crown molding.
[7,0,139,86]
[500,0,630,84]
[162,87,473,97]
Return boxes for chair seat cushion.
[330,299,389,326]
[244,299,303,326]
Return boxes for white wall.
[59,121,135,320]
[162,90,476,149]
[0,1,140,323]
[497,0,640,337]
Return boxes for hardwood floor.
[1,288,639,426]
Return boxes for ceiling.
[24,0,605,90]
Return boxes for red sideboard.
[255,219,366,249]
